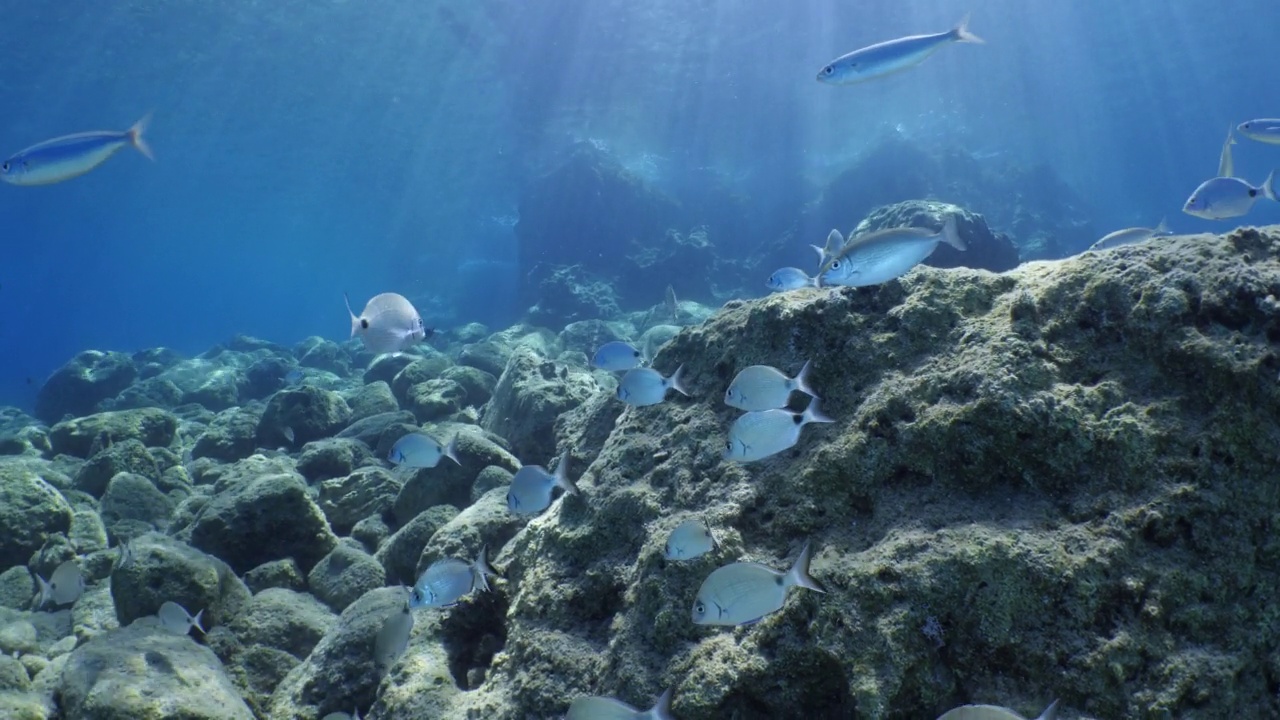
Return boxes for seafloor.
[2,225,1279,720]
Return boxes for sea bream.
[1237,119,1280,145]
[1182,171,1277,220]
[936,699,1060,720]
[1088,219,1171,252]
[1,114,153,186]
[691,542,825,626]
[724,397,833,463]
[567,687,676,720]
[344,292,430,355]
[817,16,983,86]
[819,215,966,288]
[507,450,578,515]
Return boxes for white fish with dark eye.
[1088,219,1171,252]
[617,366,689,407]
[691,542,825,626]
[819,215,966,288]
[409,545,499,609]
[725,397,833,463]
[766,267,819,292]
[592,341,645,371]
[374,599,414,672]
[34,560,85,608]
[507,451,579,515]
[388,432,460,469]
[1183,171,1277,220]
[725,360,818,412]
[810,229,845,271]
[816,15,983,86]
[344,292,429,356]
[936,699,1060,720]
[1,114,153,186]
[1238,119,1280,145]
[1219,125,1237,178]
[664,517,719,561]
[567,686,676,720]
[157,601,205,636]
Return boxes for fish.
[281,426,295,445]
[344,292,430,355]
[810,229,845,270]
[665,285,679,322]
[819,215,966,288]
[724,361,818,412]
[507,450,578,515]
[1238,119,1280,145]
[591,341,646,372]
[408,545,499,609]
[567,687,676,720]
[33,560,85,608]
[115,538,135,570]
[0,114,153,186]
[664,517,719,561]
[724,397,833,463]
[766,267,820,292]
[284,368,304,386]
[691,542,825,626]
[1088,219,1171,251]
[374,600,414,671]
[936,699,1060,720]
[1182,171,1277,220]
[816,15,983,86]
[157,600,206,636]
[617,366,689,407]
[1219,126,1237,178]
[388,432,460,469]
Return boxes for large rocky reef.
[0,225,1277,719]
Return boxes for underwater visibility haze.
[1,1,1280,718]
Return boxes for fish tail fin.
[1154,217,1170,235]
[802,397,835,425]
[1036,699,1061,720]
[344,293,361,338]
[807,273,820,288]
[651,687,676,720]
[128,113,154,161]
[952,14,984,44]
[473,545,501,592]
[667,364,691,396]
[1264,169,1277,202]
[788,542,827,593]
[1227,125,1237,145]
[809,244,827,265]
[191,609,206,635]
[939,214,967,251]
[444,435,462,466]
[554,450,579,495]
[793,360,819,398]
[33,574,51,609]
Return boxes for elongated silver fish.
[388,432,459,469]
[817,16,983,86]
[409,545,498,609]
[344,292,429,355]
[1238,119,1280,145]
[936,699,1059,720]
[157,600,205,636]
[724,397,833,463]
[692,542,825,626]
[617,366,689,407]
[507,451,578,515]
[1182,171,1277,220]
[1,114,153,186]
[1219,125,1237,178]
[1088,219,1171,251]
[819,216,965,287]
[374,600,414,671]
[567,687,675,720]
[664,517,719,561]
[725,361,818,412]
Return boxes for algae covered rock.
[193,406,263,462]
[307,541,385,613]
[34,350,137,424]
[0,465,72,569]
[48,407,178,458]
[482,347,599,459]
[318,466,403,533]
[347,380,400,421]
[109,532,250,630]
[256,386,352,448]
[73,438,159,497]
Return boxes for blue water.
[2,0,1278,409]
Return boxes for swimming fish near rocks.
[810,229,845,270]
[1238,119,1280,145]
[816,15,983,86]
[617,366,689,407]
[1,114,153,186]
[1182,171,1277,220]
[388,432,460,469]
[1088,219,1171,252]
[1220,125,1237,178]
[819,216,966,288]
[409,545,499,609]
[725,397,833,463]
[664,517,719,561]
[507,450,578,515]
[766,267,819,292]
[567,687,676,720]
[725,361,818,412]
[344,292,430,356]
[157,600,205,636]
[592,341,646,372]
[692,542,825,626]
[936,699,1060,720]
[374,600,414,671]
[34,560,85,609]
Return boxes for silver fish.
[34,560,85,608]
[281,426,295,445]
[1238,119,1280,145]
[157,600,205,636]
[1219,125,1237,178]
[592,341,646,372]
[766,267,819,292]
[374,600,414,671]
[817,15,983,86]
[724,397,833,462]
[692,542,825,626]
[819,215,965,288]
[617,366,689,407]
[409,545,498,609]
[725,361,818,412]
[388,432,460,469]
[665,285,679,322]
[1,114,153,186]
[936,699,1060,720]
[810,229,845,270]
[664,517,719,561]
[1182,171,1276,220]
[115,538,135,570]
[567,687,675,720]
[344,292,429,355]
[1088,219,1171,251]
[507,451,578,515]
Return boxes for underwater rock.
[346,380,400,421]
[192,406,263,462]
[107,376,185,411]
[56,621,254,719]
[318,466,403,533]
[852,200,1020,273]
[307,541,386,614]
[184,366,246,411]
[72,438,159,498]
[131,347,185,379]
[350,515,391,553]
[392,429,520,525]
[414,488,524,581]
[48,407,178,459]
[99,472,174,534]
[229,588,335,661]
[243,559,306,595]
[244,356,297,400]
[362,353,418,387]
[482,347,599,460]
[256,386,352,449]
[335,410,417,450]
[294,336,352,375]
[389,355,454,406]
[557,319,630,359]
[0,465,72,569]
[0,566,34,610]
[109,532,250,630]
[440,365,498,407]
[298,438,377,485]
[527,264,623,327]
[458,340,511,377]
[403,378,467,423]
[34,350,137,424]
[375,504,460,587]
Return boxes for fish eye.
[724,440,733,451]
[360,318,370,329]
[831,260,840,269]
[822,66,833,75]
[0,162,7,171]
[695,602,706,615]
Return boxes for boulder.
[34,350,137,424]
